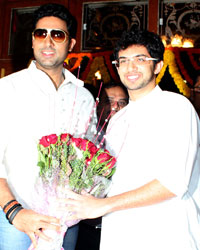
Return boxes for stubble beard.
[34,49,67,71]
[124,71,155,91]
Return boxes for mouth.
[127,74,140,82]
[41,50,55,57]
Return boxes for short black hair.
[33,3,77,38]
[114,29,165,63]
[99,82,128,101]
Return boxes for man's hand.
[12,208,61,248]
[59,190,106,222]
[58,180,175,224]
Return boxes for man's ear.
[154,60,164,75]
[68,38,76,52]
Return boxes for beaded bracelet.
[6,203,21,220]
[3,199,16,212]
[8,206,24,225]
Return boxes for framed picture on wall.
[81,1,148,51]
[8,6,38,56]
[159,1,200,47]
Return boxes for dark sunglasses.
[32,28,69,43]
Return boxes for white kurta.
[0,61,97,208]
[101,86,200,250]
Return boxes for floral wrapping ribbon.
[29,133,116,250]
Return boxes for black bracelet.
[3,199,16,211]
[8,206,24,225]
[6,203,21,220]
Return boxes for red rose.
[71,137,82,148]
[97,152,112,163]
[71,138,90,151]
[87,142,98,155]
[79,139,88,151]
[61,133,72,142]
[85,144,98,165]
[39,134,58,147]
[106,157,116,169]
[97,152,116,169]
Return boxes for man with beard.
[0,3,96,250]
[62,30,200,250]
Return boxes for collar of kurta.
[29,60,84,88]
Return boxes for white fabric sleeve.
[154,97,200,197]
[0,78,13,179]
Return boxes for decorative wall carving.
[82,1,148,51]
[160,2,200,46]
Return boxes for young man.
[0,3,96,250]
[63,30,200,250]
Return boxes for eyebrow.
[107,97,128,101]
[119,54,148,58]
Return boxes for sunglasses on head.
[32,28,69,43]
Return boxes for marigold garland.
[156,49,191,97]
[64,52,93,72]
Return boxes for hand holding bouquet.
[29,133,116,250]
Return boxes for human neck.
[47,70,65,90]
[128,82,156,101]
[36,63,65,89]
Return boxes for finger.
[40,214,60,225]
[38,221,61,232]
[65,212,78,221]
[29,232,38,248]
[57,197,80,208]
[63,189,81,199]
[36,229,52,241]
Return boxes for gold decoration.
[156,49,191,97]
[85,56,111,84]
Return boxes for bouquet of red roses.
[29,133,116,250]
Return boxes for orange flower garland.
[156,49,191,97]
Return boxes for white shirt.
[0,61,97,208]
[101,86,200,250]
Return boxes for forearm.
[64,179,176,220]
[0,179,60,246]
[102,179,176,215]
[0,178,15,209]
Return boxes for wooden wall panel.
[148,0,159,33]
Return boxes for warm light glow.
[162,34,194,48]
[182,39,194,48]
[95,70,101,80]
[171,34,183,47]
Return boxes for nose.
[112,101,120,111]
[44,34,54,46]
[127,60,138,70]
